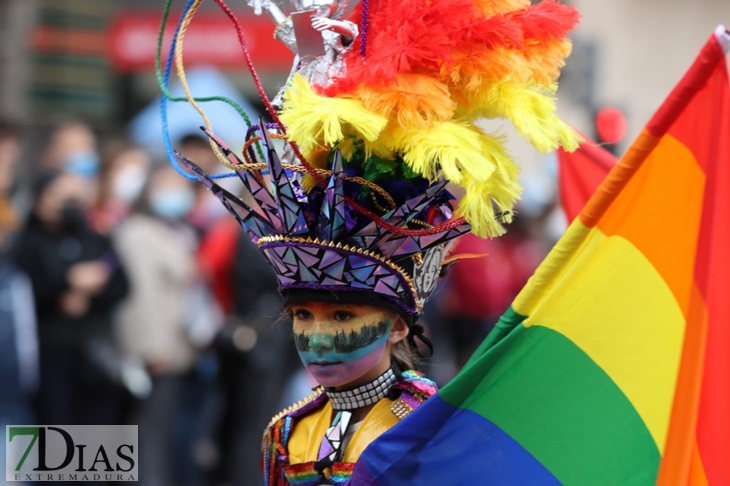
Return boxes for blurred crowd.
[0,117,556,485]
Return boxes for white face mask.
[112,166,147,204]
[149,187,195,220]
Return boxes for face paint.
[292,306,395,388]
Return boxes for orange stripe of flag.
[577,130,658,230]
[658,283,708,485]
[688,439,709,485]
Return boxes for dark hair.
[178,133,209,149]
[30,170,63,202]
[0,118,21,140]
[391,339,420,372]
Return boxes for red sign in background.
[108,11,294,73]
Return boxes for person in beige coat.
[114,164,202,486]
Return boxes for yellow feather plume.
[363,121,522,238]
[462,80,581,153]
[375,121,491,184]
[453,128,522,237]
[280,74,388,154]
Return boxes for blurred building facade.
[0,0,37,122]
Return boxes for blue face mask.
[149,188,195,220]
[64,151,100,178]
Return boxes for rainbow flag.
[348,26,730,485]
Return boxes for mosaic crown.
[177,125,470,315]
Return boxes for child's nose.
[309,333,334,352]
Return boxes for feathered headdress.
[280,0,581,237]
[164,0,580,315]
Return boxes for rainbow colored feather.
[280,0,580,237]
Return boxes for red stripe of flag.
[656,27,730,485]
[691,29,730,485]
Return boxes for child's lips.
[308,361,343,373]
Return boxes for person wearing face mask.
[89,140,151,234]
[41,121,100,179]
[113,164,209,486]
[13,171,130,426]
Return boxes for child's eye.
[293,309,313,320]
[333,311,354,322]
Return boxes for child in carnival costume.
[166,0,580,483]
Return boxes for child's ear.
[388,315,410,344]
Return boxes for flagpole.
[715,25,730,54]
